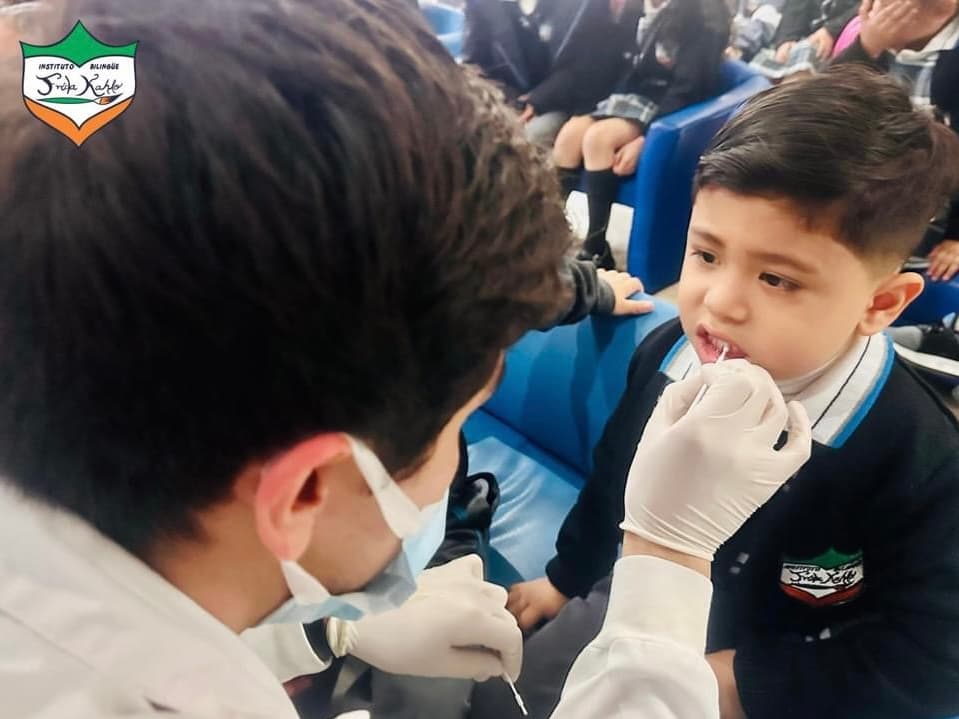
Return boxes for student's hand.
[860,0,956,55]
[598,269,654,315]
[775,40,797,63]
[858,0,920,56]
[807,26,835,59]
[507,577,570,631]
[725,45,744,60]
[517,95,535,124]
[612,136,645,176]
[706,650,747,719]
[283,676,314,698]
[928,239,959,281]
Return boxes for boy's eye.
[692,250,717,265]
[760,272,799,291]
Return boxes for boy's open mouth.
[695,326,748,364]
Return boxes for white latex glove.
[622,359,812,560]
[346,555,522,681]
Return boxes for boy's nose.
[703,278,749,324]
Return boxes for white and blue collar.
[658,334,895,448]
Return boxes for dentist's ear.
[254,434,352,561]
[858,271,924,336]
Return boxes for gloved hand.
[344,554,522,681]
[622,360,812,561]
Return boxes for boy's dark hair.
[0,0,571,555]
[695,65,959,263]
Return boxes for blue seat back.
[482,302,678,475]
[420,3,465,58]
[897,275,959,326]
[420,2,464,34]
[622,61,770,292]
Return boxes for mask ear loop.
[345,435,423,539]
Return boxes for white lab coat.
[550,554,719,719]
[0,484,718,719]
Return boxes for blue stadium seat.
[465,300,678,584]
[420,2,464,59]
[897,275,959,326]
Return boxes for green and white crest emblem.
[21,20,137,145]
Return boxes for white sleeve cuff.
[602,555,713,654]
[241,623,331,683]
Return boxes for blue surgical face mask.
[260,437,450,625]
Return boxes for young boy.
[474,65,959,719]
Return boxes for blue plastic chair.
[465,300,678,582]
[898,275,959,326]
[419,2,465,59]
[617,60,770,292]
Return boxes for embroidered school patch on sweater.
[779,548,865,607]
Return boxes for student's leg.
[553,116,595,200]
[579,119,642,264]
[582,118,641,171]
[469,575,612,719]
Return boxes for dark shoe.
[428,471,501,572]
[575,244,615,271]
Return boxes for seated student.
[552,0,730,270]
[834,0,959,281]
[746,0,855,80]
[472,66,959,719]
[727,0,790,62]
[730,0,855,71]
[463,0,621,146]
[770,0,859,63]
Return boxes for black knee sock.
[583,169,619,255]
[557,166,580,201]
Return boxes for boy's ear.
[858,271,925,336]
[252,434,352,562]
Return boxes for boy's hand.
[507,577,570,631]
[928,239,959,281]
[598,269,654,315]
[706,650,747,719]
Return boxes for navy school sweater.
[544,318,959,718]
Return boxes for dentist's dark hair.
[0,0,571,555]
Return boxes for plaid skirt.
[591,93,659,126]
